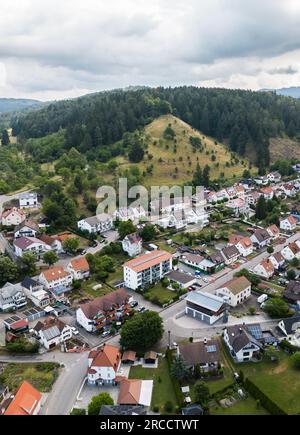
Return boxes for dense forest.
[11,87,300,170]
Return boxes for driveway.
[73,382,120,412]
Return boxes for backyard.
[129,357,178,414]
[144,283,178,306]
[237,351,300,415]
[0,363,60,392]
[210,396,269,415]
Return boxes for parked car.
[130,301,138,308]
[102,331,111,338]
[138,306,146,313]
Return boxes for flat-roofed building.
[185,291,227,325]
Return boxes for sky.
[1,0,300,101]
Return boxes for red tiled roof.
[4,381,42,415]
[42,266,71,282]
[117,379,142,405]
[70,257,90,272]
[124,250,172,273]
[90,344,121,369]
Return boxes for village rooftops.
[221,245,240,260]
[2,207,25,219]
[15,220,39,232]
[123,250,172,273]
[225,324,262,354]
[252,228,270,243]
[219,276,251,295]
[80,288,130,320]
[41,266,71,283]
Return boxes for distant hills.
[0,98,42,114]
[261,87,300,99]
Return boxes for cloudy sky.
[1,0,300,101]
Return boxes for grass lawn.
[81,280,113,298]
[234,352,300,415]
[156,240,177,254]
[211,396,269,415]
[129,357,178,414]
[107,268,124,286]
[0,363,60,392]
[145,284,177,306]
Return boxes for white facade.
[39,269,73,290]
[253,262,274,279]
[14,238,51,258]
[1,208,26,227]
[223,328,261,363]
[280,217,297,231]
[19,192,38,209]
[122,235,143,257]
[76,307,94,332]
[36,324,73,350]
[0,283,27,312]
[77,214,113,234]
[236,241,253,257]
[216,284,251,307]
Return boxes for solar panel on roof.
[248,325,263,340]
[206,345,217,353]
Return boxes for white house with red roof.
[281,243,300,261]
[259,186,274,200]
[66,257,90,280]
[269,252,285,270]
[39,266,73,291]
[267,224,280,240]
[122,233,143,257]
[280,216,298,231]
[87,344,122,385]
[235,237,254,257]
[1,207,26,227]
[253,260,275,279]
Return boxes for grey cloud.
[268,66,298,75]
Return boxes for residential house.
[19,192,38,209]
[76,289,132,332]
[223,324,262,362]
[281,183,297,198]
[66,257,90,281]
[185,291,227,325]
[167,270,196,289]
[216,276,251,307]
[1,207,26,227]
[39,235,63,254]
[267,172,281,184]
[250,228,271,249]
[281,242,300,261]
[14,220,39,239]
[123,250,172,290]
[259,186,274,200]
[1,381,42,415]
[280,216,298,232]
[267,224,280,240]
[180,253,204,270]
[33,317,73,350]
[225,198,250,217]
[269,252,285,270]
[114,206,148,224]
[0,282,27,312]
[14,237,51,258]
[254,176,269,186]
[77,213,114,234]
[236,237,254,257]
[277,316,300,347]
[117,379,153,407]
[122,233,143,257]
[22,277,52,309]
[208,252,225,273]
[253,259,275,279]
[87,344,122,385]
[221,245,240,265]
[39,267,73,299]
[284,281,300,306]
[246,191,260,206]
[178,339,221,373]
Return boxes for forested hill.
[11,87,300,170]
[0,98,41,113]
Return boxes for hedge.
[165,349,185,408]
[279,339,299,354]
[244,378,287,415]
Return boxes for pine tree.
[255,195,267,220]
[1,130,10,146]
[193,163,203,186]
[202,165,211,187]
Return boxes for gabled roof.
[284,281,300,302]
[15,220,39,233]
[237,237,253,249]
[79,288,129,319]
[124,233,142,245]
[90,344,121,369]
[252,228,270,243]
[4,381,42,415]
[69,257,90,272]
[226,325,262,353]
[42,266,71,282]
[267,224,280,236]
[219,276,251,295]
[280,315,300,335]
[183,253,204,265]
[258,260,274,274]
[14,236,46,250]
[2,207,25,219]
[179,340,221,366]
[118,379,142,405]
[221,245,240,260]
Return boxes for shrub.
[164,401,173,413]
[244,378,286,415]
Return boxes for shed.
[122,350,136,365]
[144,351,157,364]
